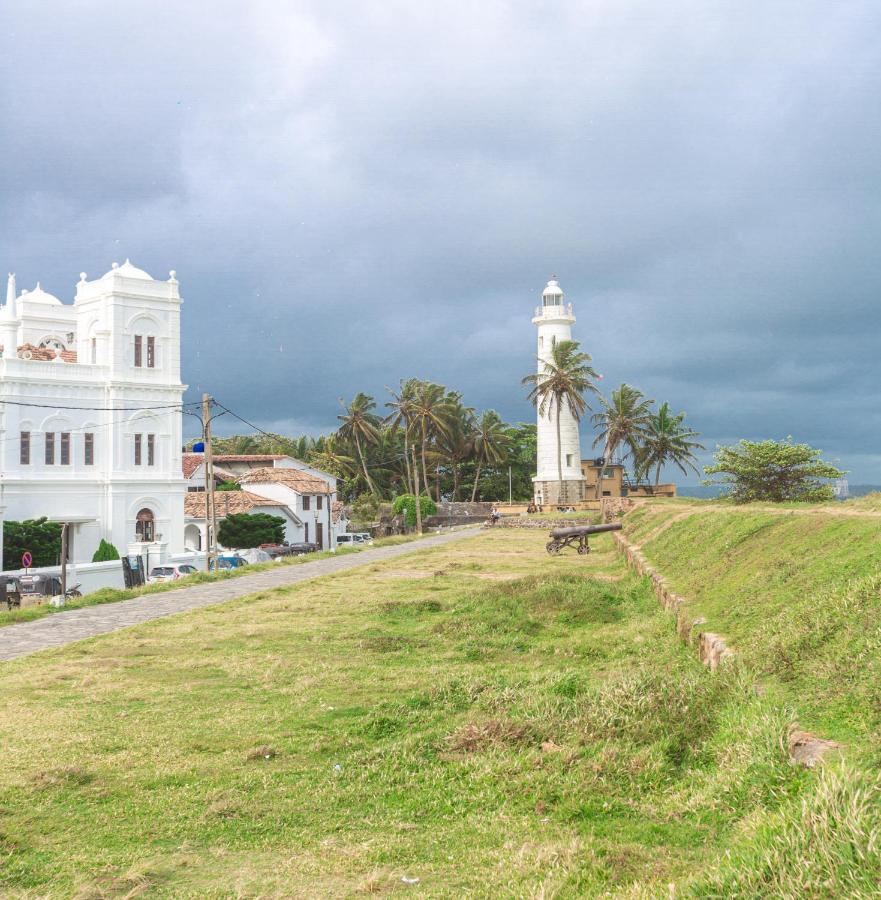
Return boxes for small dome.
[20,282,62,306]
[542,277,564,301]
[103,259,153,280]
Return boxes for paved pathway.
[0,529,482,662]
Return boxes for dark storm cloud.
[2,0,879,479]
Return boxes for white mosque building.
[0,261,186,568]
[531,277,588,506]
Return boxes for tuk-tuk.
[0,575,21,610]
[18,572,64,601]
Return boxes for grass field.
[0,525,878,897]
[0,533,424,630]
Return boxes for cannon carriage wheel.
[546,540,563,555]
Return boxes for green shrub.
[217,512,285,549]
[91,539,120,562]
[4,518,62,567]
[392,494,437,527]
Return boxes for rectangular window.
[20,431,30,465]
[91,337,97,364]
[84,433,94,466]
[147,433,155,466]
[304,522,309,543]
[134,334,142,367]
[146,335,155,368]
[60,432,71,465]
[303,495,311,511]
[317,495,323,510]
[134,433,142,466]
[565,454,573,467]
[45,432,55,465]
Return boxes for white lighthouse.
[531,277,586,506]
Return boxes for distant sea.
[678,484,881,500]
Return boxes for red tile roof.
[1,343,78,363]
[240,466,332,494]
[184,490,282,518]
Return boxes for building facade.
[0,261,186,568]
[531,277,588,505]
[181,453,348,551]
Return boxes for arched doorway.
[135,508,155,542]
[184,523,201,551]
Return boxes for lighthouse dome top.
[541,276,565,306]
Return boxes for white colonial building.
[532,277,587,505]
[0,261,186,568]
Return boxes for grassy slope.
[622,502,881,754]
[0,528,877,896]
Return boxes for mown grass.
[0,527,877,896]
[0,531,432,629]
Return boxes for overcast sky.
[2,1,879,481]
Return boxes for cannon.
[546,522,622,555]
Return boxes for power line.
[0,399,200,412]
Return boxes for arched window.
[135,508,155,542]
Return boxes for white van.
[337,532,374,547]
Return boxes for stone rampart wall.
[612,528,840,766]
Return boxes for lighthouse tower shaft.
[531,279,586,506]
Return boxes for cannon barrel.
[550,523,623,539]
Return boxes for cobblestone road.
[0,529,481,662]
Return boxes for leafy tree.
[350,493,380,526]
[217,513,285,549]
[216,480,240,492]
[337,393,381,496]
[635,402,705,485]
[703,438,844,503]
[392,494,437,528]
[470,410,511,501]
[4,518,62,568]
[591,383,654,499]
[92,539,120,562]
[523,340,600,503]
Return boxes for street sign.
[21,551,32,569]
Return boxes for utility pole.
[202,393,217,572]
[411,444,423,535]
[60,522,68,600]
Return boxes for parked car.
[352,532,374,545]
[287,542,319,556]
[148,564,199,583]
[336,534,358,547]
[209,555,248,571]
[259,543,294,559]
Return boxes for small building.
[183,490,300,552]
[581,459,626,498]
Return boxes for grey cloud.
[2,0,880,479]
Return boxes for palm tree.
[336,393,381,495]
[522,340,600,504]
[308,434,357,483]
[434,394,475,501]
[470,410,510,501]
[590,384,654,498]
[410,381,455,498]
[385,379,419,496]
[635,402,705,485]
